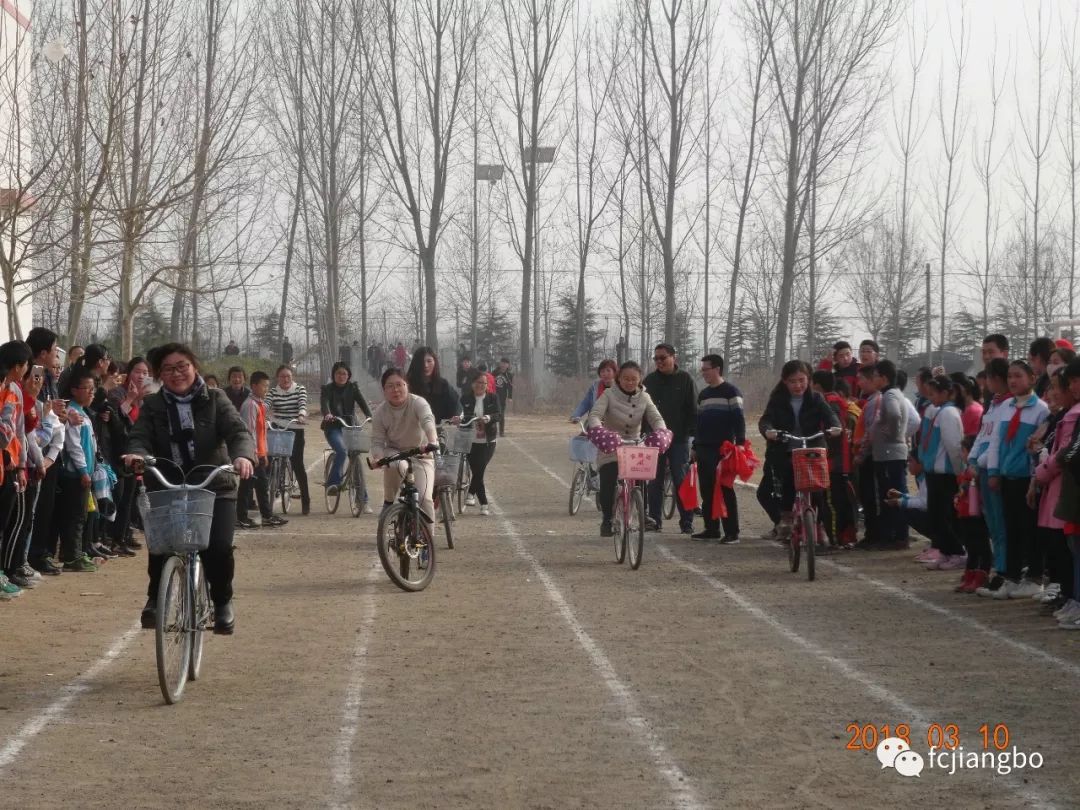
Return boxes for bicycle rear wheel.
[803,506,817,582]
[439,489,455,549]
[628,486,645,570]
[569,466,586,515]
[376,503,436,592]
[325,454,341,514]
[156,556,191,704]
[662,475,676,521]
[612,487,627,564]
[188,557,211,681]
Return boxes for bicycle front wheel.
[281,463,294,514]
[440,489,455,549]
[156,556,191,704]
[803,506,817,582]
[188,556,211,681]
[348,458,363,517]
[376,503,436,592]
[569,466,586,515]
[788,515,801,573]
[612,487,627,564]
[456,457,471,515]
[628,486,645,570]
[325,454,341,514]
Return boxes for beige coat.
[586,385,666,467]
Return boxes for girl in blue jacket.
[986,360,1051,599]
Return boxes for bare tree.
[756,0,901,371]
[366,0,480,354]
[1016,2,1058,335]
[929,2,968,363]
[1063,12,1080,320]
[634,0,708,344]
[491,0,573,379]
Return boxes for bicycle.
[322,416,372,517]
[369,443,439,591]
[137,457,235,705]
[431,417,484,550]
[568,423,601,516]
[438,417,483,514]
[770,430,834,582]
[267,419,301,514]
[611,439,659,570]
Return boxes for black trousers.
[467,442,496,505]
[820,471,856,545]
[238,465,273,520]
[599,462,619,522]
[496,395,508,436]
[290,428,310,508]
[1001,477,1036,581]
[696,445,739,538]
[148,496,237,607]
[875,460,909,544]
[56,476,89,563]
[856,458,879,542]
[925,472,963,555]
[30,461,60,562]
[757,458,794,525]
[0,482,26,574]
[961,516,992,572]
[1039,527,1072,591]
[107,475,136,544]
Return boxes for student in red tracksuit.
[813,370,857,547]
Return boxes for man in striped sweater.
[692,354,745,542]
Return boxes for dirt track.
[1,415,1078,809]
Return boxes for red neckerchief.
[1006,393,1035,442]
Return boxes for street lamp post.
[474,163,503,360]
[523,145,555,364]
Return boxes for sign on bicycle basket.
[616,446,659,481]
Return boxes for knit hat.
[1055,338,1074,351]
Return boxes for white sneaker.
[1034,583,1061,602]
[17,563,42,582]
[466,495,477,507]
[1010,580,1042,599]
[363,503,373,514]
[1059,616,1080,630]
[992,580,1020,600]
[1054,600,1080,619]
[479,505,490,516]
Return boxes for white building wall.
[0,0,34,341]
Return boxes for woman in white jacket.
[586,361,667,537]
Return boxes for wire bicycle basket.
[139,488,216,555]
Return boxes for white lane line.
[504,438,571,488]
[731,479,1080,680]
[329,563,380,810]
[654,545,1056,810]
[489,496,705,810]
[0,623,140,773]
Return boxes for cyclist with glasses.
[125,344,254,635]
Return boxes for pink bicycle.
[612,440,660,570]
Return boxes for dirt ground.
[0,415,1077,809]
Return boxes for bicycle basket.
[342,425,371,453]
[447,425,475,455]
[792,447,829,492]
[569,435,598,464]
[139,488,216,555]
[434,453,461,488]
[266,428,295,458]
[616,445,659,481]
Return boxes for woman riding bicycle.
[125,343,254,634]
[267,365,310,514]
[586,361,667,538]
[570,359,617,422]
[758,360,841,541]
[370,369,439,521]
[406,347,460,424]
[320,361,373,498]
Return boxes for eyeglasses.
[653,355,672,363]
[160,361,192,376]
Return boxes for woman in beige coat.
[586,361,666,537]
[370,368,440,519]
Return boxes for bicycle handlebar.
[139,457,236,490]
[324,415,372,428]
[368,443,439,469]
[770,429,838,444]
[268,419,305,430]
[437,416,485,428]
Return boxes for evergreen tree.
[548,294,602,377]
[474,308,516,364]
[253,311,281,355]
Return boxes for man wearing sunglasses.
[643,343,698,533]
